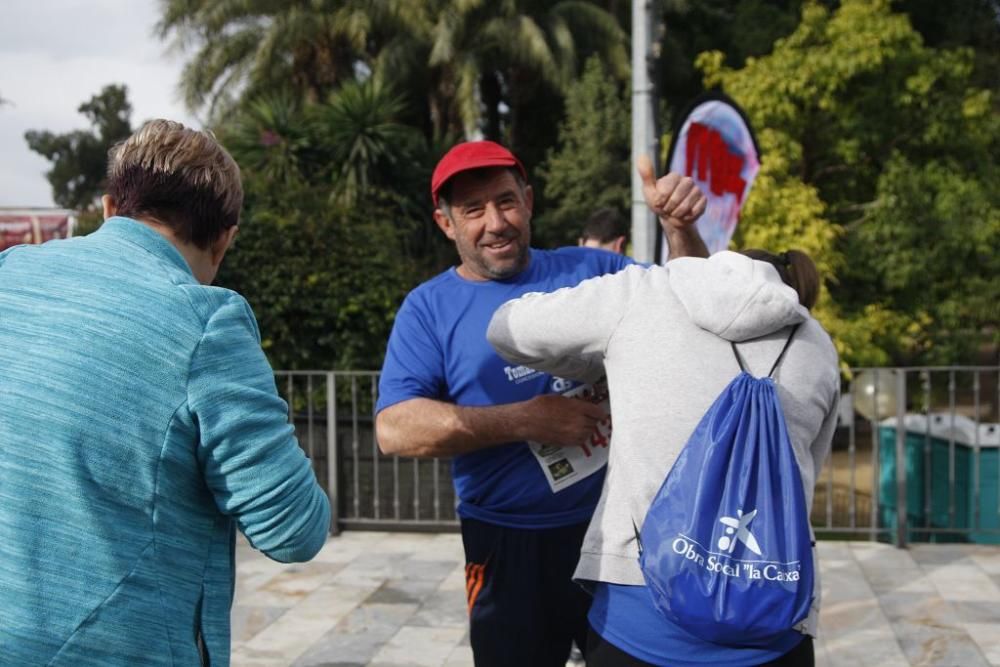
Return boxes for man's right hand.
[518,394,607,448]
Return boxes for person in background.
[0,119,331,666]
[488,249,838,667]
[578,207,629,255]
[375,141,707,666]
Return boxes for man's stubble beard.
[477,243,530,280]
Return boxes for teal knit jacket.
[0,217,331,665]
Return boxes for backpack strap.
[730,323,801,378]
[730,341,749,374]
[767,323,801,378]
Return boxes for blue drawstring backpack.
[636,324,814,646]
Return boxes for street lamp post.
[631,0,659,263]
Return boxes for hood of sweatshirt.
[668,251,809,342]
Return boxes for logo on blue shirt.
[503,364,543,383]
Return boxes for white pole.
[631,0,659,264]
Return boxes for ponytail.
[740,249,820,310]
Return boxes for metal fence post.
[895,369,908,548]
[327,372,340,536]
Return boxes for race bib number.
[528,380,611,493]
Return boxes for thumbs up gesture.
[637,155,707,230]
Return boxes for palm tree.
[311,79,425,206]
[222,93,311,189]
[424,0,628,144]
[224,79,426,201]
[157,0,420,119]
[158,0,628,163]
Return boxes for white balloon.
[852,369,900,422]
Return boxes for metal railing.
[278,367,1000,546]
[275,371,458,534]
[812,366,1000,547]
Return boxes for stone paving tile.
[310,534,389,562]
[876,591,954,624]
[908,544,979,568]
[398,557,461,581]
[814,638,832,667]
[368,626,467,666]
[232,605,290,643]
[236,567,342,609]
[292,602,420,666]
[234,646,304,667]
[236,568,288,598]
[333,550,405,575]
[815,541,852,561]
[868,542,999,667]
[265,561,346,595]
[238,582,382,664]
[407,589,469,629]
[366,580,434,605]
[970,550,1000,575]
[850,541,918,566]
[926,563,1000,602]
[815,549,909,667]
[952,600,1000,624]
[442,645,473,667]
[963,623,1000,666]
[889,618,990,667]
[820,628,911,667]
[370,532,449,554]
[234,534,1000,667]
[437,562,467,593]
[850,544,936,596]
[411,533,465,558]
[876,591,989,667]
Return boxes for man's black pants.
[461,517,591,667]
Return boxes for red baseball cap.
[430,140,527,206]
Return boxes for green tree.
[157,0,423,118]
[897,0,1000,92]
[223,93,314,191]
[698,0,999,366]
[311,80,426,207]
[536,56,630,247]
[655,0,807,127]
[216,83,442,369]
[222,81,433,252]
[215,193,417,370]
[425,0,627,147]
[24,84,133,212]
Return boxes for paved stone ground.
[232,533,1000,667]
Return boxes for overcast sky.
[0,0,199,208]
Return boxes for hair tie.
[780,251,792,267]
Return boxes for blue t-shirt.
[588,582,805,666]
[376,247,633,528]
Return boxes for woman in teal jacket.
[0,120,331,665]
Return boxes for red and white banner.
[657,93,761,262]
[0,209,76,251]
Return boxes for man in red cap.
[375,140,706,666]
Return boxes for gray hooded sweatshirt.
[487,251,840,636]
